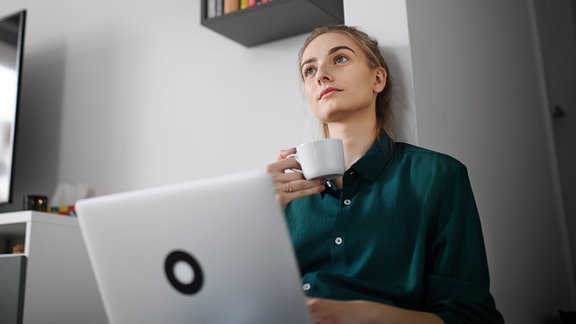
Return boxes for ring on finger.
[286,182,293,192]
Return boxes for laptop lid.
[76,171,312,324]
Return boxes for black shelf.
[201,0,344,47]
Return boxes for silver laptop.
[76,171,313,324]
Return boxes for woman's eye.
[303,67,316,77]
[335,55,349,64]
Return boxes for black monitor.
[0,10,26,205]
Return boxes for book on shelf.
[224,0,240,14]
[215,0,223,17]
[206,0,274,19]
[207,0,217,18]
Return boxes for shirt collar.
[349,131,395,182]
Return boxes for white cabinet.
[0,211,107,324]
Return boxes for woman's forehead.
[301,32,359,60]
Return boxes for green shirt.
[285,132,503,323]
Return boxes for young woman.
[266,25,503,324]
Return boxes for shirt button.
[335,237,343,245]
[343,199,351,205]
[302,283,311,291]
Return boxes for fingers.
[281,178,325,194]
[276,177,325,209]
[266,149,326,209]
[275,147,297,162]
[266,157,301,179]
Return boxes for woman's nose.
[315,65,333,84]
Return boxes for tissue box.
[49,205,76,217]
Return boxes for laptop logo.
[164,250,204,295]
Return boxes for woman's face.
[300,32,386,125]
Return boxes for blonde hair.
[298,25,393,138]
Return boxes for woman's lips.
[319,87,341,100]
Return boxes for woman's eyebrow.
[329,45,355,55]
[300,45,356,70]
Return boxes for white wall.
[0,0,419,207]
[533,0,576,287]
[0,0,315,204]
[345,0,417,144]
[406,0,576,322]
[0,0,575,323]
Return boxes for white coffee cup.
[289,138,345,180]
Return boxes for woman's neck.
[327,119,378,170]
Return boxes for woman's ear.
[373,67,387,93]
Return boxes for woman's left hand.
[306,298,444,324]
[307,298,380,324]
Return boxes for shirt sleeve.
[426,163,504,323]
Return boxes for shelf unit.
[0,211,107,324]
[201,0,344,47]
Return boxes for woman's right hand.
[265,147,326,209]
